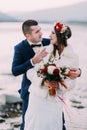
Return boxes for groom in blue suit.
[12,20,51,130]
[12,19,80,130]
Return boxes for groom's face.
[29,25,43,44]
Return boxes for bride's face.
[49,29,57,45]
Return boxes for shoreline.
[0,91,87,130]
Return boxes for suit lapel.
[22,39,35,59]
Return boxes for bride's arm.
[27,64,43,87]
[27,67,36,82]
[57,45,79,92]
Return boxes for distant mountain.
[1,1,87,23]
[0,12,18,22]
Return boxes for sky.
[0,0,86,13]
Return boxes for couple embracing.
[12,19,81,130]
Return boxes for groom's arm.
[12,46,34,76]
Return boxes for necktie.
[31,44,41,48]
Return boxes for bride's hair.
[53,23,72,56]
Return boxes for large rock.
[0,90,22,113]
[0,90,22,104]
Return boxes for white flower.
[64,68,70,74]
[60,25,67,33]
[47,65,56,74]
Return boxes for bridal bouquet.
[37,63,70,96]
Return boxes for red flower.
[53,68,60,75]
[41,67,47,73]
[55,22,63,32]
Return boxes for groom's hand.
[32,48,48,64]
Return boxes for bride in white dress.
[24,22,79,130]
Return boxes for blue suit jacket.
[12,38,50,99]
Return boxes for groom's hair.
[22,19,38,36]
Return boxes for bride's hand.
[44,80,59,89]
[66,68,81,79]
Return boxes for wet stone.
[0,102,22,130]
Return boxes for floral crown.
[55,22,67,34]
